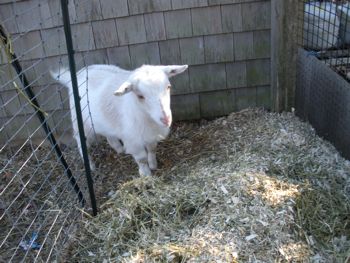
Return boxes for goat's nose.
[160,115,171,126]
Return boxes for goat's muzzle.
[160,115,172,127]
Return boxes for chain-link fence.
[0,0,97,261]
[300,0,350,80]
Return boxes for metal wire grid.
[0,0,98,261]
[299,0,350,81]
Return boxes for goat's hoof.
[149,161,157,170]
[89,161,96,171]
[116,147,125,154]
[148,158,158,171]
[139,167,152,177]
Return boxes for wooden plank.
[253,30,271,59]
[144,12,166,42]
[129,42,160,68]
[12,31,45,60]
[128,0,171,15]
[0,90,22,116]
[204,33,234,63]
[199,89,235,117]
[234,32,254,61]
[246,59,270,86]
[171,70,190,95]
[0,3,18,33]
[74,0,102,23]
[221,4,242,33]
[71,23,96,51]
[189,64,226,93]
[164,9,192,39]
[171,94,200,120]
[191,6,222,36]
[172,0,208,10]
[116,15,147,45]
[107,46,132,69]
[226,62,247,89]
[159,39,181,65]
[41,27,67,56]
[100,0,128,19]
[256,85,271,109]
[179,37,204,65]
[81,49,109,65]
[92,19,119,49]
[14,0,41,32]
[235,87,256,111]
[271,0,299,111]
[242,1,270,31]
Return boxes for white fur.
[52,64,188,176]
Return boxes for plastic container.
[304,2,340,50]
[337,4,350,45]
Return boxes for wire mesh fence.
[299,0,350,81]
[0,0,98,261]
[297,0,350,160]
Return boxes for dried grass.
[64,109,350,262]
[1,109,349,262]
[0,145,85,262]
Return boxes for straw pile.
[4,109,349,262]
[0,144,85,262]
[63,109,349,262]
[63,108,350,262]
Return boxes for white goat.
[52,64,188,176]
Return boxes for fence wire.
[300,0,350,81]
[0,0,98,261]
[297,0,350,160]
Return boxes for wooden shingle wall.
[0,0,271,142]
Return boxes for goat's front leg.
[107,136,125,154]
[125,143,151,176]
[74,134,96,171]
[146,142,158,170]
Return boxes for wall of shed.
[0,0,272,143]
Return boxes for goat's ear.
[114,81,133,96]
[161,65,188,78]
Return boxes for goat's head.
[114,65,188,127]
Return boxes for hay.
[296,188,350,245]
[2,109,349,262]
[64,109,350,262]
[0,145,85,262]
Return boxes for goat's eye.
[137,94,145,100]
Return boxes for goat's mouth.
[160,117,172,127]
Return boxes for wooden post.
[271,0,300,112]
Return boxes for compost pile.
[66,109,349,262]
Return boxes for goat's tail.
[50,68,72,89]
